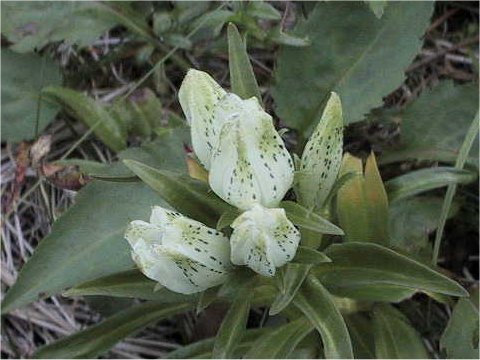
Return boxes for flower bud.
[178,69,227,169]
[298,92,343,210]
[230,204,300,276]
[125,206,231,294]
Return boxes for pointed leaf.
[318,242,468,298]
[123,159,233,228]
[227,23,261,102]
[43,86,126,151]
[294,275,353,359]
[293,246,332,265]
[212,288,253,358]
[385,167,477,203]
[336,153,389,244]
[270,263,312,315]
[372,304,428,358]
[35,301,192,359]
[244,318,313,358]
[280,201,344,235]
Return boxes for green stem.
[432,111,479,265]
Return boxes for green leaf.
[2,129,189,313]
[317,242,468,299]
[212,288,253,358]
[385,167,477,203]
[123,159,233,228]
[227,23,262,102]
[381,82,479,164]
[1,50,61,142]
[270,263,312,316]
[1,1,119,53]
[244,318,313,358]
[292,246,332,265]
[167,328,268,359]
[389,196,459,254]
[43,86,127,152]
[35,301,192,359]
[365,0,388,18]
[216,209,242,230]
[372,304,428,358]
[345,313,375,359]
[440,297,479,359]
[267,27,311,47]
[336,153,389,244]
[273,1,434,133]
[63,270,195,303]
[246,1,281,20]
[280,201,344,235]
[294,275,353,358]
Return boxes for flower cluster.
[125,69,343,294]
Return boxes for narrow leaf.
[293,246,332,265]
[318,242,468,298]
[270,263,312,316]
[123,159,233,228]
[280,200,344,235]
[345,313,375,359]
[385,166,477,203]
[294,275,353,359]
[244,318,313,358]
[212,289,253,358]
[227,23,261,102]
[43,86,126,151]
[372,303,428,358]
[35,301,192,358]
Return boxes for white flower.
[208,93,294,210]
[178,69,227,170]
[125,206,231,294]
[297,92,343,210]
[230,204,300,277]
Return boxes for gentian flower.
[125,206,231,294]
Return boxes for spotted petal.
[178,69,227,169]
[230,204,300,276]
[125,206,231,294]
[209,94,294,210]
[297,92,344,210]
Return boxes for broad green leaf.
[297,92,344,210]
[317,242,468,299]
[292,246,332,265]
[336,153,389,244]
[280,201,344,235]
[167,328,268,359]
[440,297,479,359]
[212,288,253,358]
[227,23,262,102]
[35,301,192,359]
[389,196,459,254]
[244,318,314,358]
[385,167,477,203]
[2,129,189,313]
[294,275,353,358]
[365,0,388,18]
[63,270,195,303]
[270,263,312,316]
[382,82,479,164]
[1,1,119,52]
[43,86,126,152]
[372,304,428,358]
[345,313,375,359]
[273,1,434,133]
[123,159,233,228]
[1,50,61,142]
